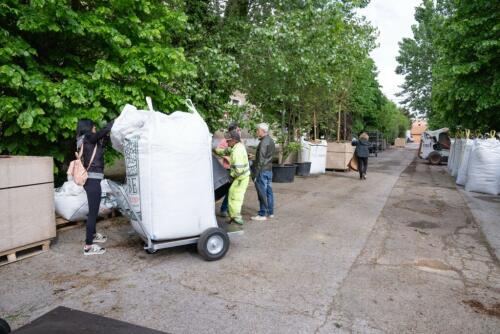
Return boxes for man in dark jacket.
[251,123,276,221]
[352,132,370,180]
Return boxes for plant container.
[272,164,297,183]
[295,162,311,177]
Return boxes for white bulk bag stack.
[110,101,217,241]
[456,139,474,186]
[465,139,500,195]
[451,139,465,177]
[447,139,455,172]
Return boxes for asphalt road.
[1,147,499,333]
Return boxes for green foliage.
[397,0,499,131]
[0,0,413,176]
[0,0,194,168]
[396,0,438,117]
[432,0,500,131]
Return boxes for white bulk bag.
[465,139,500,195]
[456,139,474,186]
[452,139,465,177]
[54,179,114,221]
[447,139,455,172]
[110,101,217,241]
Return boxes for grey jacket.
[255,135,276,174]
[352,139,370,158]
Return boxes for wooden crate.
[0,239,50,267]
[0,156,56,254]
[326,142,355,170]
[394,138,406,148]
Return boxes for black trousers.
[83,178,101,245]
[358,157,368,178]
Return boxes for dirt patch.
[47,272,119,290]
[408,221,439,229]
[394,198,447,216]
[463,300,500,318]
[414,259,454,271]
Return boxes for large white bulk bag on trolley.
[110,101,217,241]
[465,139,500,195]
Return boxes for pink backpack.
[68,143,97,186]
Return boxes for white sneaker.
[251,215,267,221]
[93,233,107,243]
[268,215,275,219]
[84,244,106,255]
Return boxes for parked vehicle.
[418,128,451,165]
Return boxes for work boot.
[218,211,229,218]
[232,217,244,225]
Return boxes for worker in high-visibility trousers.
[215,129,250,225]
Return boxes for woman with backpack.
[352,132,371,180]
[75,119,114,255]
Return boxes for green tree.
[395,0,438,117]
[432,0,500,131]
[0,0,193,169]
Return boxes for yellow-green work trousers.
[228,176,250,220]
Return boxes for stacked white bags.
[451,139,465,177]
[447,139,455,171]
[54,179,116,221]
[456,139,474,185]
[110,100,217,241]
[464,139,500,195]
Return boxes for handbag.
[348,154,359,171]
[68,143,97,186]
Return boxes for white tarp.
[456,139,474,186]
[54,179,115,221]
[465,139,500,195]
[110,101,217,241]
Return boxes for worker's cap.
[224,129,241,142]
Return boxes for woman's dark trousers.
[358,157,368,178]
[84,178,101,245]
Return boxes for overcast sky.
[358,0,422,105]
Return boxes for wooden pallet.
[56,217,85,231]
[0,240,50,267]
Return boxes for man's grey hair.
[257,122,269,133]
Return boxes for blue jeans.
[255,170,274,216]
[221,193,229,213]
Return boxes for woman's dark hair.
[228,122,239,132]
[76,119,94,137]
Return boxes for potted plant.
[273,134,301,183]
